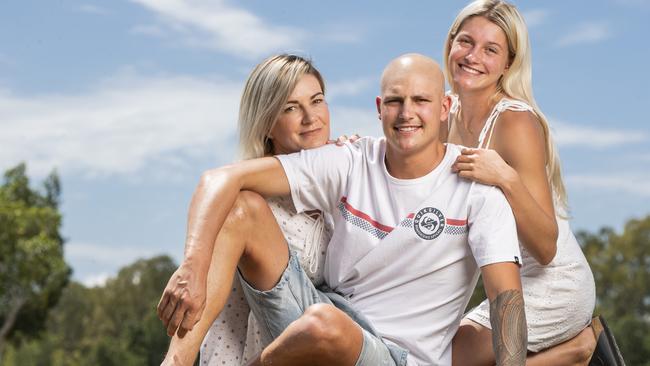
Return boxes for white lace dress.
[449,96,596,352]
[199,196,331,365]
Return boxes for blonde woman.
[159,54,333,365]
[442,1,624,365]
[442,0,624,365]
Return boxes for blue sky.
[1,0,649,286]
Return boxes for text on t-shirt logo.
[413,207,445,240]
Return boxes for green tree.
[95,255,176,365]
[0,163,70,359]
[4,255,176,366]
[578,216,650,365]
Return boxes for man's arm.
[481,262,527,366]
[157,157,291,336]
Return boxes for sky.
[1,0,649,287]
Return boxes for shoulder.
[352,135,381,149]
[467,183,513,223]
[492,106,546,162]
[347,136,385,160]
[444,143,464,159]
[496,107,543,141]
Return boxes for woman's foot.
[588,316,625,366]
[571,325,597,365]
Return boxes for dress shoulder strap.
[478,98,535,149]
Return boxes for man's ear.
[440,95,452,121]
[376,96,382,119]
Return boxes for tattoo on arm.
[490,289,527,366]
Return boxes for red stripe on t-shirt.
[406,213,414,219]
[340,197,394,233]
[446,218,467,226]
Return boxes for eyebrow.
[382,94,403,101]
[383,93,434,101]
[457,33,504,49]
[286,92,324,104]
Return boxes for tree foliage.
[3,255,176,366]
[577,216,650,366]
[0,163,70,358]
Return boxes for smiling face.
[448,16,510,95]
[268,73,330,155]
[377,55,450,161]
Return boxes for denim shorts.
[238,250,408,366]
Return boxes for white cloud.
[78,4,110,15]
[0,70,241,178]
[82,272,111,287]
[551,120,647,148]
[566,174,650,197]
[522,9,549,28]
[66,241,156,266]
[556,22,611,47]
[129,0,305,59]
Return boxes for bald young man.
[160,54,526,366]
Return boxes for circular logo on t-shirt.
[413,207,445,240]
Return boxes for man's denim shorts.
[238,250,408,366]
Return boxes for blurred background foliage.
[1,163,648,365]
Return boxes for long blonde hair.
[238,54,325,160]
[444,0,568,209]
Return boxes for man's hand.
[157,262,207,337]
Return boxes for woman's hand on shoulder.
[452,147,516,187]
[327,133,361,146]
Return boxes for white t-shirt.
[277,137,520,365]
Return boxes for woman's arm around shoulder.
[492,109,558,264]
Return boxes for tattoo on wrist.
[490,289,527,366]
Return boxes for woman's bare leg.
[452,319,596,366]
[526,327,595,366]
[162,191,291,366]
[453,319,495,366]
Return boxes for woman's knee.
[452,320,495,366]
[222,190,269,232]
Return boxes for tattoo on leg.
[490,289,527,366]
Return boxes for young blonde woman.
[159,54,333,365]
[441,1,611,365]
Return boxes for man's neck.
[384,142,446,179]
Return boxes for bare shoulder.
[495,109,545,143]
[492,109,546,164]
[494,110,545,150]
